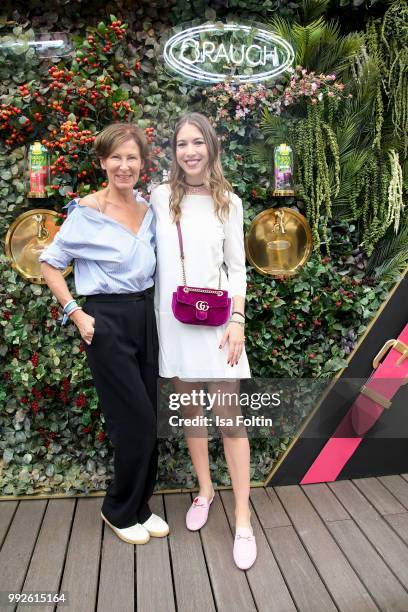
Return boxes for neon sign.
[163,23,294,83]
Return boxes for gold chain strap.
[183,286,224,296]
[180,222,223,295]
[179,250,222,290]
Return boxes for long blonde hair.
[169,112,232,223]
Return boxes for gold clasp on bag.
[196,300,209,311]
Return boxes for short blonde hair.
[94,122,149,161]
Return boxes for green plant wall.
[0,0,406,495]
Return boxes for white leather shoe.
[142,513,170,537]
[101,512,150,544]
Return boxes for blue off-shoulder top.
[39,191,156,295]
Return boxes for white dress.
[150,183,251,379]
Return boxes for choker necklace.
[184,182,209,194]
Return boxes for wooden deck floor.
[1,475,408,611]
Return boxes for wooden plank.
[137,495,175,612]
[328,518,408,612]
[385,512,408,546]
[0,500,47,612]
[329,480,408,587]
[199,492,256,611]
[263,487,292,527]
[264,525,337,612]
[379,475,408,510]
[0,501,18,549]
[57,498,103,612]
[97,508,135,612]
[276,485,378,611]
[302,483,350,522]
[16,499,75,612]
[164,493,215,612]
[221,489,296,612]
[251,487,291,528]
[352,477,405,515]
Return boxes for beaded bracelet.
[61,300,81,326]
[229,319,245,327]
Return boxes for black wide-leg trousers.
[83,287,159,529]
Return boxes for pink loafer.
[233,527,257,570]
[186,493,214,531]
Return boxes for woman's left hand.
[219,322,245,366]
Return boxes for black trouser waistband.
[85,286,154,303]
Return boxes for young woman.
[39,123,168,545]
[150,112,256,570]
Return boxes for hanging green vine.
[387,149,405,232]
[381,0,408,156]
[366,19,385,150]
[290,104,340,252]
[347,149,404,255]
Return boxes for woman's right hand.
[70,310,96,345]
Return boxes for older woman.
[40,123,168,545]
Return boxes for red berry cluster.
[83,426,91,434]
[50,306,59,320]
[145,127,155,144]
[44,386,56,398]
[31,353,39,368]
[47,99,67,115]
[18,84,30,97]
[48,66,74,90]
[111,100,134,120]
[339,287,354,300]
[75,393,87,408]
[42,120,95,151]
[37,427,56,447]
[32,386,43,400]
[109,20,125,39]
[59,377,70,404]
[51,155,70,175]
[1,104,33,145]
[98,431,106,441]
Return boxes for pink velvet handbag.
[172,221,231,326]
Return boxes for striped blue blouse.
[39,192,156,295]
